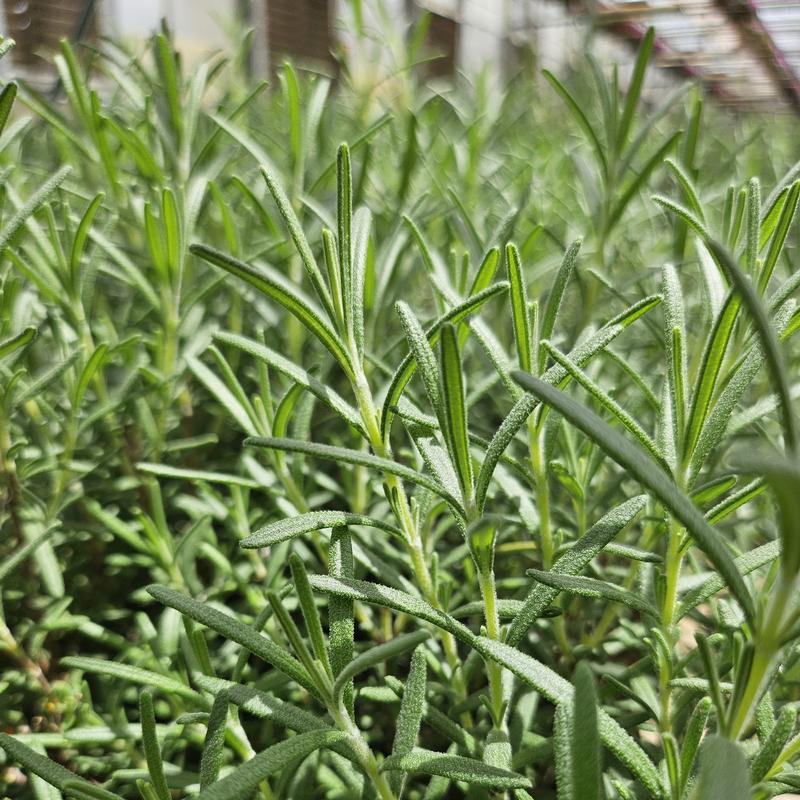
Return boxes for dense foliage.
[1,9,800,799]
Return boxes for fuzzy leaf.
[260,164,336,323]
[438,324,473,506]
[697,736,749,800]
[380,748,531,789]
[0,165,71,252]
[328,526,355,715]
[59,657,202,702]
[199,692,229,789]
[139,691,170,800]
[506,243,533,372]
[0,734,123,800]
[571,662,602,800]
[390,645,428,795]
[241,511,401,549]
[538,239,581,372]
[527,569,658,618]
[195,730,346,800]
[750,704,795,783]
[380,283,510,441]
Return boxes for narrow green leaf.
[553,702,573,800]
[68,192,104,285]
[665,157,705,223]
[511,372,756,622]
[0,325,36,359]
[758,180,799,294]
[190,244,352,378]
[390,645,427,768]
[213,330,363,431]
[538,239,581,373]
[139,691,170,800]
[351,206,371,357]
[527,569,658,618]
[145,585,318,697]
[705,239,798,453]
[0,165,71,253]
[199,692,229,789]
[380,748,531,789]
[745,178,761,275]
[680,697,711,788]
[0,734,124,800]
[289,554,332,678]
[542,70,607,177]
[697,736,749,800]
[438,324,473,506]
[260,164,335,323]
[397,301,441,417]
[750,704,795,782]
[0,80,17,137]
[0,525,59,586]
[472,638,663,796]
[571,662,601,800]
[267,590,322,693]
[136,462,259,489]
[195,730,345,800]
[506,243,533,372]
[337,143,352,334]
[652,194,708,238]
[328,526,355,715]
[60,657,202,702]
[617,27,654,149]
[154,33,182,141]
[469,247,501,297]
[683,291,741,463]
[73,343,108,408]
[161,188,181,279]
[380,283,509,441]
[241,511,401,549]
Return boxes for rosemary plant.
[2,9,800,800]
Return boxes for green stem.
[351,362,472,722]
[479,567,505,728]
[332,706,397,800]
[529,430,553,569]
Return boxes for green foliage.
[1,13,800,800]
